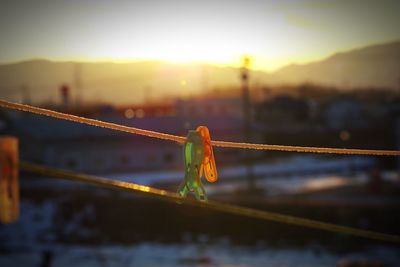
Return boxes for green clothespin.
[178,126,218,202]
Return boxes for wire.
[1,99,399,156]
[0,99,184,143]
[20,161,400,244]
[211,141,400,155]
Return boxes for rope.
[1,99,399,156]
[20,161,400,244]
[0,99,184,143]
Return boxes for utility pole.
[74,63,82,108]
[241,56,255,191]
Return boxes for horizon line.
[0,39,399,72]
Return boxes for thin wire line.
[211,141,400,156]
[0,99,185,143]
[1,99,399,156]
[20,161,400,244]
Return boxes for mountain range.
[0,41,399,105]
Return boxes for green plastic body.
[178,130,207,201]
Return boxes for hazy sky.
[0,0,399,70]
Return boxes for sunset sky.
[0,0,399,71]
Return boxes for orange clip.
[197,126,218,183]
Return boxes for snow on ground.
[0,201,57,251]
[1,200,399,267]
[1,243,399,267]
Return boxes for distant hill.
[0,60,272,105]
[270,41,400,89]
[0,41,399,105]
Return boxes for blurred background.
[0,0,399,266]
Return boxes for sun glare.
[76,21,265,68]
[87,33,246,66]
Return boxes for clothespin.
[178,126,218,202]
[0,137,19,224]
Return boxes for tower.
[241,56,255,191]
[74,63,82,107]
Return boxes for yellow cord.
[20,161,400,244]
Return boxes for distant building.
[256,95,310,122]
[323,99,367,130]
[176,95,243,119]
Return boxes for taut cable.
[1,99,399,156]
